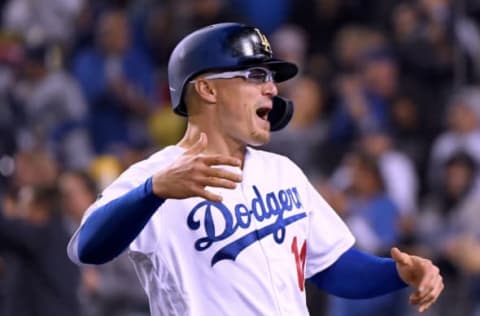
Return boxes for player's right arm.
[67,133,242,265]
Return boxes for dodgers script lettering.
[187,185,307,265]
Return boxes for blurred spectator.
[0,185,23,316]
[0,185,81,316]
[89,155,123,190]
[392,3,421,44]
[59,170,149,316]
[391,0,455,136]
[418,151,480,316]
[0,35,24,152]
[130,2,174,69]
[2,0,85,45]
[334,152,402,254]
[327,151,406,316]
[392,0,454,81]
[12,42,93,169]
[0,36,25,191]
[130,0,243,72]
[333,26,386,72]
[271,24,308,71]
[59,170,98,233]
[359,127,419,216]
[69,1,98,60]
[329,45,398,154]
[13,148,59,188]
[289,0,382,56]
[230,0,290,35]
[72,8,154,155]
[428,88,480,190]
[10,149,59,187]
[189,0,241,30]
[361,47,398,101]
[389,95,429,173]
[454,2,480,83]
[0,185,19,218]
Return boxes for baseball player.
[68,23,443,315]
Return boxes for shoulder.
[247,147,307,179]
[132,145,183,172]
[91,146,183,207]
[117,146,183,185]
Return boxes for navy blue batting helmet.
[167,22,298,131]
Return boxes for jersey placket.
[240,149,285,315]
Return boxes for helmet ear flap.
[269,96,294,131]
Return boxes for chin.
[248,131,270,147]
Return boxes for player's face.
[211,67,278,146]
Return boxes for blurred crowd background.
[1,0,480,315]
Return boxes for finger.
[411,285,434,307]
[418,280,444,312]
[409,291,420,305]
[416,291,440,313]
[204,167,242,182]
[203,155,242,167]
[414,274,443,309]
[409,276,433,305]
[185,133,207,155]
[419,299,435,313]
[201,177,238,190]
[192,186,223,202]
[391,247,412,266]
[409,282,437,306]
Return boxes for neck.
[177,122,246,166]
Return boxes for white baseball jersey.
[68,146,355,316]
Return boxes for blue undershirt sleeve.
[77,176,165,264]
[309,247,408,299]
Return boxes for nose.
[262,80,278,97]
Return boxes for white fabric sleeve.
[66,153,169,264]
[301,172,355,278]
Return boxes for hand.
[152,133,242,202]
[391,247,444,313]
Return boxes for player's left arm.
[309,247,443,313]
[289,157,443,313]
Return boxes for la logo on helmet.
[254,28,272,54]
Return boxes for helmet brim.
[257,59,298,82]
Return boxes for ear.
[193,79,217,103]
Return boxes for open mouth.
[256,107,271,121]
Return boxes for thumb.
[391,247,412,266]
[185,133,208,155]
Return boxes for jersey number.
[291,236,307,291]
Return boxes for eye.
[247,68,269,82]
